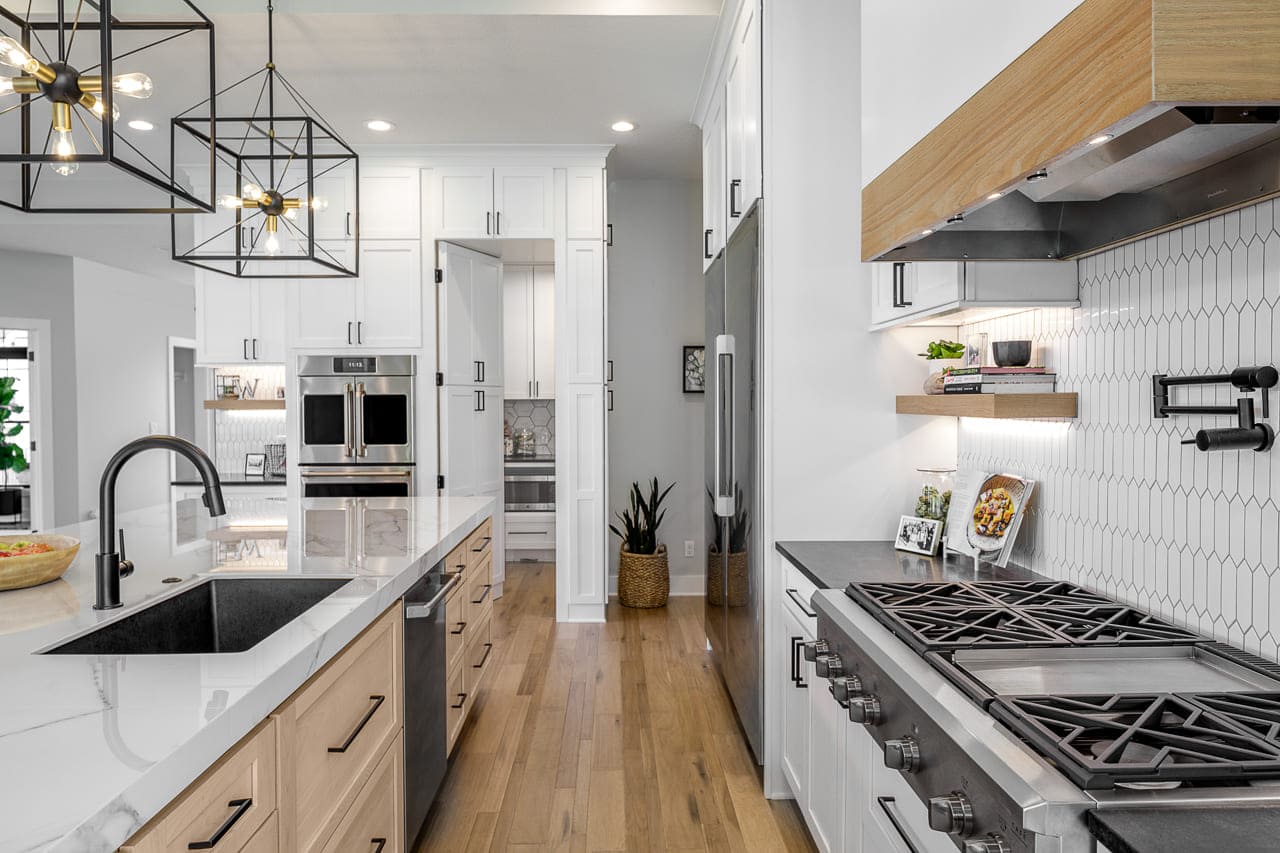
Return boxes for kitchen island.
[0,495,493,853]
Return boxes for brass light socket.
[52,101,72,133]
[78,75,104,93]
[11,77,40,94]
[282,197,303,210]
[265,214,279,234]
[32,63,56,85]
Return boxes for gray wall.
[0,249,80,526]
[606,179,707,591]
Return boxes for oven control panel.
[334,356,377,373]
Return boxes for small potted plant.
[611,477,675,608]
[0,376,28,518]
[919,339,966,395]
[707,485,750,606]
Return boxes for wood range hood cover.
[862,0,1280,262]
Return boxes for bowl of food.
[0,534,80,592]
[966,475,1027,553]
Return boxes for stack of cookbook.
[942,366,1055,394]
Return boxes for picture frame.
[964,333,989,368]
[683,345,706,394]
[244,453,267,478]
[894,514,943,556]
[241,378,259,400]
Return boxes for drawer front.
[446,661,468,753]
[505,515,554,550]
[284,605,403,853]
[783,560,819,627]
[466,517,493,568]
[466,614,494,694]
[445,582,467,672]
[241,811,279,853]
[319,733,404,853]
[122,719,277,853]
[467,551,494,618]
[444,540,470,576]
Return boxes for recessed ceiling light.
[611,120,635,133]
[921,229,934,236]
[127,119,154,132]
[987,191,1003,200]
[1089,133,1114,145]
[365,119,395,132]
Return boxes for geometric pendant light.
[0,1,216,213]
[171,1,358,278]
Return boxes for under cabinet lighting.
[921,228,934,236]
[611,120,635,132]
[987,191,1003,200]
[1089,133,1114,145]
[365,119,395,132]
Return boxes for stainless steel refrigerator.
[705,201,762,763]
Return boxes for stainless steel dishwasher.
[403,562,458,846]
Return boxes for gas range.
[811,580,1280,852]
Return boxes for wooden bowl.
[0,534,81,592]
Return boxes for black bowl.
[992,340,1032,367]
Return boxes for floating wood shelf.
[203,399,286,411]
[896,393,1078,420]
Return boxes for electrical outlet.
[148,421,160,434]
[684,540,695,558]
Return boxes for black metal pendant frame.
[0,0,216,214]
[170,3,359,279]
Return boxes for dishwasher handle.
[404,572,461,620]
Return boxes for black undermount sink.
[43,577,352,655]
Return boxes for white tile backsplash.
[958,198,1280,661]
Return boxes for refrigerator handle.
[714,334,736,517]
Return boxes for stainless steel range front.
[812,580,1280,852]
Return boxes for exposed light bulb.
[219,194,245,209]
[91,98,120,122]
[52,129,77,176]
[242,183,262,201]
[264,232,281,255]
[112,72,153,99]
[0,76,14,96]
[0,36,38,74]
[310,196,328,211]
[284,208,297,220]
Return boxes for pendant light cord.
[266,0,276,187]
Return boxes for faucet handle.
[118,529,134,578]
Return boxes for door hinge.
[437,474,445,489]
[26,351,34,363]
[29,440,35,451]
[435,372,444,386]
[434,268,443,284]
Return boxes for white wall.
[72,259,196,520]
[606,178,706,592]
[759,0,957,796]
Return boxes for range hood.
[862,0,1280,262]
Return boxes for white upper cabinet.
[563,240,604,385]
[358,166,421,239]
[196,274,288,365]
[701,90,726,271]
[565,166,604,240]
[503,264,555,400]
[311,172,355,242]
[290,271,358,350]
[434,167,495,239]
[289,240,422,348]
[433,166,554,240]
[724,0,762,238]
[438,242,504,386]
[494,167,554,238]
[869,259,1078,329]
[254,280,288,362]
[860,0,1085,187]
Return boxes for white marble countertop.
[0,494,494,853]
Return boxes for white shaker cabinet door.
[438,386,480,496]
[356,240,422,348]
[311,171,355,243]
[531,265,556,399]
[807,658,846,853]
[475,389,503,496]
[434,166,494,239]
[470,250,503,389]
[289,277,358,349]
[503,266,534,399]
[197,273,255,364]
[562,240,605,384]
[565,166,604,240]
[493,167,554,238]
[253,279,288,363]
[438,243,477,384]
[359,166,421,239]
[780,606,813,813]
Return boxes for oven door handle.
[876,797,922,853]
[355,382,368,457]
[343,382,354,459]
[299,469,414,479]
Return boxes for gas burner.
[1026,605,1201,644]
[968,580,1115,609]
[847,581,999,611]
[877,606,1066,653]
[991,693,1280,789]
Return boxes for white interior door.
[470,250,503,388]
[493,167,554,238]
[532,265,556,399]
[438,386,479,495]
[438,243,476,385]
[563,240,605,384]
[503,265,534,399]
[475,389,503,494]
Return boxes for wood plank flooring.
[416,561,815,853]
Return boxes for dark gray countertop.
[776,540,1045,589]
[172,479,286,487]
[1087,806,1280,853]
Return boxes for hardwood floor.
[416,561,815,853]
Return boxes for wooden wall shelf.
[203,399,286,411]
[896,393,1078,420]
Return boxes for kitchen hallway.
[418,561,814,852]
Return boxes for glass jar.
[914,467,955,521]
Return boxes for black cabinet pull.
[608,388,614,412]
[347,321,353,345]
[789,636,808,689]
[479,360,486,382]
[187,798,252,849]
[607,360,614,382]
[471,535,491,552]
[252,338,259,360]
[327,694,385,753]
[357,321,363,344]
[496,211,502,235]
[370,840,386,853]
[704,228,713,259]
[471,583,492,605]
[242,338,249,360]
[891,262,912,308]
[785,588,817,619]
[473,642,493,668]
[345,211,352,237]
[486,211,492,235]
[729,179,742,218]
[451,692,468,710]
[877,797,922,853]
[607,223,613,246]
[450,621,467,635]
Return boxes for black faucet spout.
[95,435,225,610]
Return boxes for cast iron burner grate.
[846,581,998,610]
[871,607,1068,654]
[966,580,1115,609]
[1025,605,1202,644]
[990,693,1280,789]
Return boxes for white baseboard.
[608,573,705,597]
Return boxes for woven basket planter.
[707,549,749,606]
[618,545,669,608]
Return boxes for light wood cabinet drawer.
[318,733,404,853]
[467,551,494,619]
[446,660,468,753]
[466,517,493,568]
[444,540,470,576]
[466,614,494,694]
[445,580,467,672]
[276,604,403,853]
[241,811,279,853]
[121,719,277,853]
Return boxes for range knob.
[883,737,921,773]
[803,639,830,662]
[928,792,975,836]
[963,835,1010,853]
[815,653,843,679]
[830,674,863,702]
[848,694,882,725]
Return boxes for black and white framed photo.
[244,453,267,478]
[894,515,943,556]
[965,333,989,368]
[683,345,706,393]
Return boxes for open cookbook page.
[945,470,1036,567]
